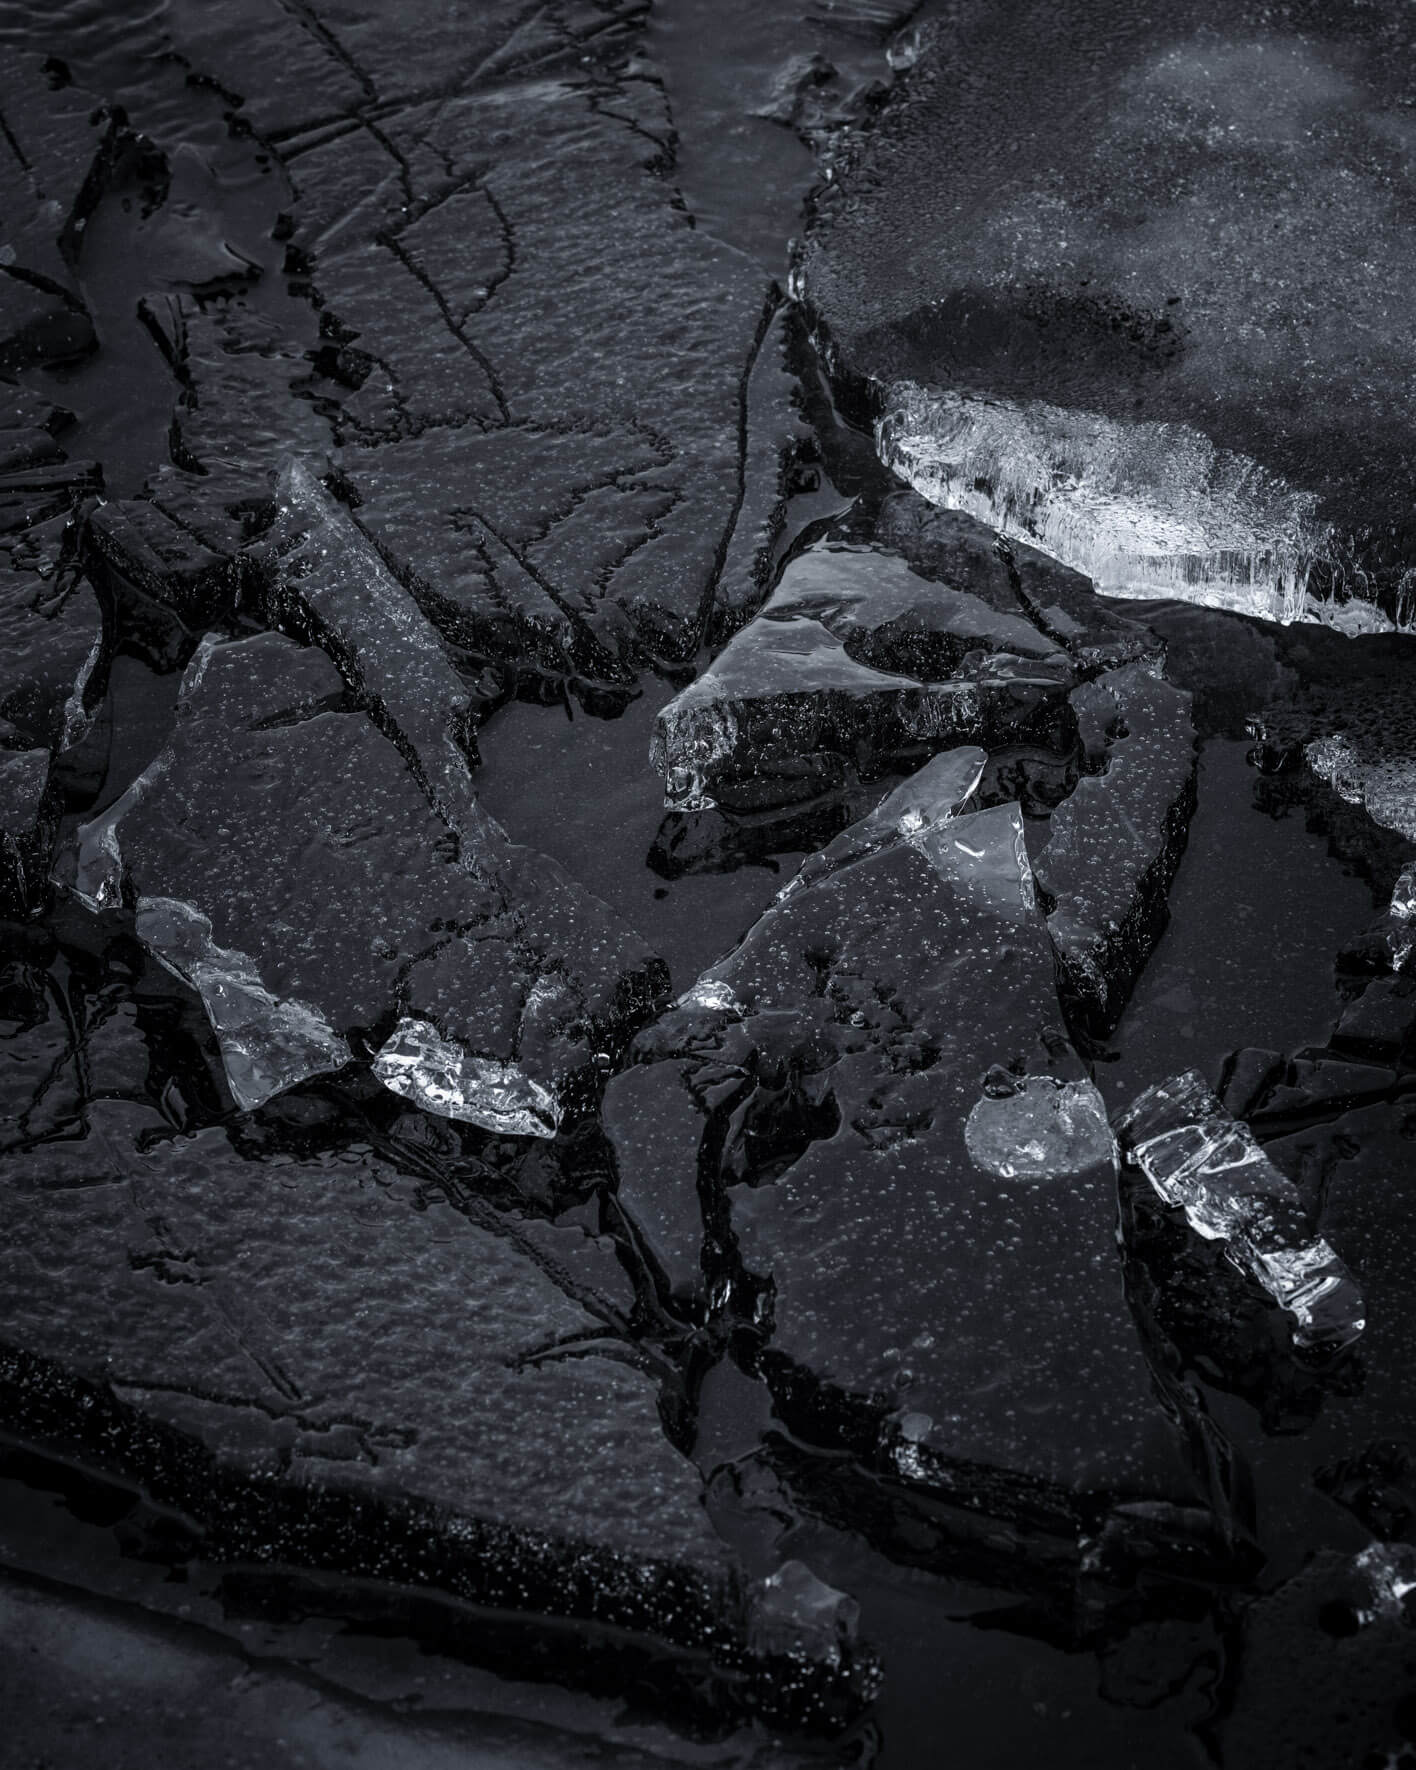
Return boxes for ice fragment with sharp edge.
[1116,1070,1364,1350]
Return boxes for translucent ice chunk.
[1388,863,1416,969]
[913,800,1037,917]
[878,381,1329,623]
[965,1075,1117,1181]
[136,896,351,1111]
[373,1017,561,1138]
[779,745,987,900]
[1116,1071,1364,1350]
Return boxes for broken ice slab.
[1115,1071,1364,1351]
[651,541,1072,810]
[877,383,1324,622]
[0,1118,875,1735]
[607,792,1229,1589]
[873,488,1160,674]
[66,629,666,1127]
[1034,662,1197,1034]
[264,458,486,789]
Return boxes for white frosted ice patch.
[136,896,351,1111]
[373,1017,561,1138]
[878,381,1333,624]
[965,1076,1117,1181]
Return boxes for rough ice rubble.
[1116,1070,1364,1351]
[877,382,1328,624]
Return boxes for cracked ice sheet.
[0,1120,737,1638]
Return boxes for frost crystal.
[373,1017,561,1138]
[779,745,986,901]
[1117,1070,1364,1350]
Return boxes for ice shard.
[651,542,1072,811]
[136,895,352,1111]
[877,383,1325,623]
[1115,1071,1364,1351]
[778,742,985,900]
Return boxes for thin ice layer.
[1116,1070,1364,1350]
[878,383,1324,622]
